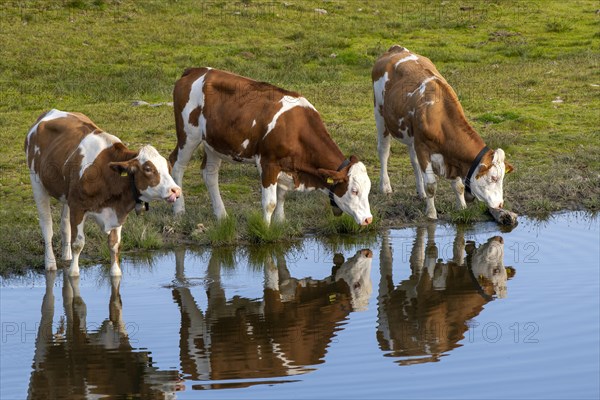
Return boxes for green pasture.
[0,0,598,273]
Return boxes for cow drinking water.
[372,46,513,219]
[170,68,373,226]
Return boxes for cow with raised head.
[170,68,373,226]
[25,109,181,276]
[372,45,514,219]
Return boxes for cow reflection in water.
[172,247,373,387]
[377,224,516,365]
[28,272,181,399]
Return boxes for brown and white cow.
[372,46,513,219]
[25,109,181,276]
[170,68,373,226]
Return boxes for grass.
[1,0,599,274]
[246,212,292,244]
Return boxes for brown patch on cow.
[135,160,161,191]
[475,151,495,179]
[188,106,202,127]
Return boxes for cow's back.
[373,46,472,152]
[174,68,310,160]
[25,110,117,199]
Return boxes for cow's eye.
[144,166,152,173]
[491,175,499,183]
[351,188,359,196]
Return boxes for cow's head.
[319,156,373,226]
[110,145,181,203]
[467,236,515,299]
[335,249,373,311]
[469,149,514,210]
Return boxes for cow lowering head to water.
[170,68,373,226]
[25,110,181,276]
[372,46,514,219]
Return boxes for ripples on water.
[1,213,598,399]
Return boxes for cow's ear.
[505,267,516,279]
[505,162,514,174]
[318,168,346,184]
[109,160,138,175]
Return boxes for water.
[1,213,598,399]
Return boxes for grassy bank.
[1,0,598,274]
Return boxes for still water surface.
[1,213,599,399]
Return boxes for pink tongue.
[167,193,177,203]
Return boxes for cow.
[170,68,373,226]
[29,272,183,398]
[377,224,515,365]
[372,45,514,219]
[25,109,181,277]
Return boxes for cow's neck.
[298,129,347,188]
[104,147,140,215]
[444,120,488,178]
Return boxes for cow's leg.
[259,163,281,226]
[170,137,202,215]
[68,211,86,276]
[451,177,467,210]
[273,184,287,223]
[409,145,426,200]
[31,179,56,270]
[60,203,72,261]
[108,226,123,276]
[375,110,393,194]
[202,147,227,219]
[273,173,293,223]
[423,162,438,219]
[262,184,277,226]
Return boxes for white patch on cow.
[78,132,122,178]
[262,182,278,225]
[397,117,409,137]
[419,76,436,95]
[182,72,209,141]
[255,155,262,175]
[470,164,506,210]
[408,109,415,117]
[27,109,69,143]
[424,100,435,106]
[136,145,181,202]
[373,72,389,112]
[251,119,257,128]
[335,250,373,311]
[330,162,373,225]
[431,153,446,177]
[241,139,249,149]
[394,53,419,68]
[407,76,436,97]
[264,96,317,138]
[88,207,120,234]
